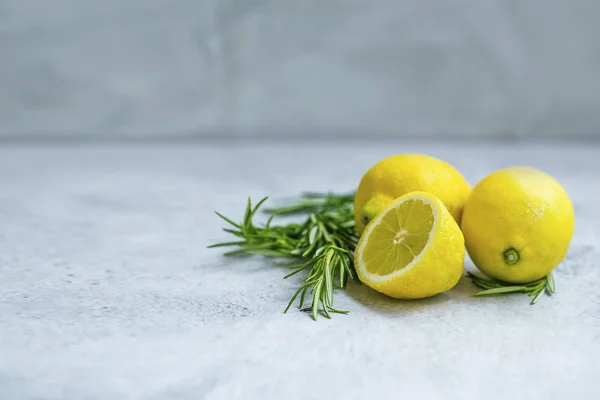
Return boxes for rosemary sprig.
[467,271,556,304]
[264,192,355,215]
[209,193,360,320]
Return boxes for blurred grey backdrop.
[2,0,600,140]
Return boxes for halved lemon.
[355,191,465,299]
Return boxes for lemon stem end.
[503,248,520,265]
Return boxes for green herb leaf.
[473,286,528,296]
[531,288,546,304]
[214,212,241,229]
[546,272,556,294]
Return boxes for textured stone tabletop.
[0,140,599,400]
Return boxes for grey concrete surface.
[2,1,600,139]
[0,140,599,400]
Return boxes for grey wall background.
[2,0,600,140]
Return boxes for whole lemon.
[461,166,574,283]
[354,154,471,233]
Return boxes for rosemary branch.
[209,193,360,320]
[467,271,555,304]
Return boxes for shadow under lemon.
[345,271,478,315]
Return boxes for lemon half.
[355,191,465,299]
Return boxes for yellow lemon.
[354,191,465,299]
[461,166,575,283]
[354,154,471,234]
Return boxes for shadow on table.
[345,273,478,315]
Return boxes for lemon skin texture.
[461,166,575,284]
[354,154,471,234]
[355,191,466,299]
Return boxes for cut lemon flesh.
[359,195,436,279]
[355,191,465,299]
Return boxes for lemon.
[354,154,471,234]
[354,191,465,299]
[461,166,575,284]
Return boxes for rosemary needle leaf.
[299,287,309,309]
[302,243,317,258]
[265,215,274,229]
[524,280,545,289]
[466,272,500,289]
[283,258,323,279]
[531,288,546,304]
[546,272,556,293]
[264,200,320,215]
[287,255,325,270]
[253,250,297,257]
[329,307,350,315]
[214,212,242,229]
[285,285,306,314]
[222,228,244,237]
[252,196,269,216]
[309,226,318,245]
[206,241,248,248]
[471,280,497,290]
[473,286,528,296]
[223,248,271,257]
[324,255,334,305]
[312,281,322,321]
[339,260,346,287]
[243,197,253,229]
